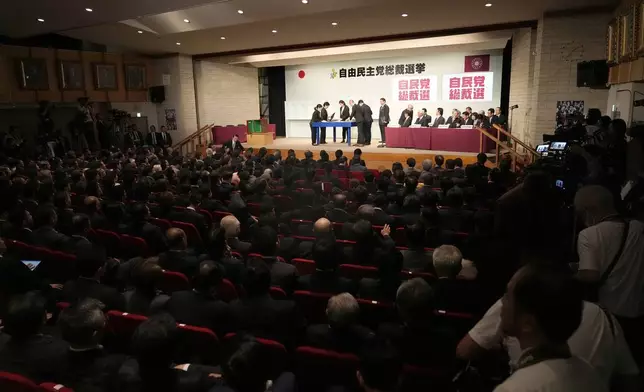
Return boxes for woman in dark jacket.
[310,104,323,146]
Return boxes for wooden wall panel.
[31,47,60,102]
[56,49,85,103]
[81,51,107,103]
[4,46,35,103]
[105,53,126,102]
[123,54,150,102]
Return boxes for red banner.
[464,55,490,72]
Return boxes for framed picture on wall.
[125,64,146,90]
[93,63,118,90]
[637,1,644,55]
[15,58,49,90]
[608,19,618,64]
[59,61,84,90]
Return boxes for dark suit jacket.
[438,207,474,232]
[432,116,446,127]
[262,256,298,294]
[464,118,475,126]
[62,277,125,311]
[167,208,209,241]
[117,359,216,392]
[124,131,143,149]
[379,104,390,125]
[166,290,230,337]
[296,271,356,295]
[401,116,412,127]
[229,294,301,343]
[31,226,71,252]
[351,104,364,123]
[378,321,458,366]
[3,226,34,244]
[401,248,434,273]
[398,109,412,126]
[326,208,351,223]
[199,199,228,213]
[305,324,374,355]
[362,104,373,123]
[372,207,396,228]
[123,289,170,316]
[445,116,454,125]
[222,139,245,152]
[0,335,69,383]
[340,105,350,121]
[56,208,75,236]
[60,347,126,392]
[159,250,208,278]
[227,237,252,256]
[321,108,329,122]
[414,115,431,127]
[122,222,167,255]
[310,110,322,125]
[358,278,401,302]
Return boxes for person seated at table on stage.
[401,111,412,128]
[462,111,474,126]
[414,109,432,127]
[310,104,323,146]
[487,108,498,126]
[445,109,458,126]
[398,104,414,126]
[339,100,351,143]
[222,134,245,152]
[432,108,446,127]
[448,111,463,128]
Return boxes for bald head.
[221,215,241,238]
[314,218,332,234]
[574,185,617,226]
[166,228,187,250]
[333,194,347,208]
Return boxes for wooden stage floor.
[262,137,483,170]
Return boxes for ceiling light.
[401,13,408,17]
[485,3,492,6]
[271,29,277,33]
[302,0,308,3]
[220,36,226,40]
[85,8,93,12]
[37,18,44,22]
[137,30,143,34]
[237,9,244,14]
[331,22,338,26]
[183,18,190,23]
[176,42,181,45]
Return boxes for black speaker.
[577,60,609,88]
[149,86,165,103]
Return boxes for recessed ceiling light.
[176,42,181,45]
[237,9,244,14]
[271,29,277,33]
[401,13,408,17]
[302,0,308,3]
[37,18,44,22]
[183,18,190,23]
[137,30,143,34]
[485,3,492,6]
[220,36,226,40]
[331,22,338,26]
[85,8,93,12]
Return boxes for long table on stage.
[385,127,494,153]
[312,121,357,146]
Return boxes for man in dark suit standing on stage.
[432,108,446,127]
[320,102,330,145]
[361,100,373,146]
[378,98,390,148]
[350,99,364,146]
[339,100,350,143]
[222,134,245,152]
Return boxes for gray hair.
[432,245,463,278]
[327,293,359,328]
[422,159,433,171]
[574,185,617,226]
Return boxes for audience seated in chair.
[4,207,34,243]
[305,293,375,355]
[61,246,125,311]
[401,224,433,273]
[229,258,302,343]
[297,236,355,294]
[31,206,71,252]
[122,203,167,255]
[57,298,127,391]
[123,257,170,316]
[221,215,252,256]
[327,194,351,224]
[377,278,458,366]
[158,228,208,278]
[358,251,404,302]
[343,216,395,266]
[431,245,483,313]
[0,292,69,383]
[250,226,297,294]
[68,213,92,252]
[166,260,230,337]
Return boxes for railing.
[477,125,539,171]
[173,123,214,157]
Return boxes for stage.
[264,137,488,170]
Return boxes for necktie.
[152,133,157,145]
[162,133,166,142]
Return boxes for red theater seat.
[176,323,219,365]
[171,221,202,247]
[295,347,359,388]
[148,217,172,233]
[293,258,316,275]
[293,291,332,323]
[40,383,74,392]
[159,270,190,293]
[216,279,238,302]
[120,234,149,258]
[339,264,378,280]
[0,371,42,392]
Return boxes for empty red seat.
[0,371,43,392]
[293,258,316,275]
[159,270,190,293]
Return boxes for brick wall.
[510,11,612,147]
[194,60,259,128]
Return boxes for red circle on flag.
[298,70,306,79]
